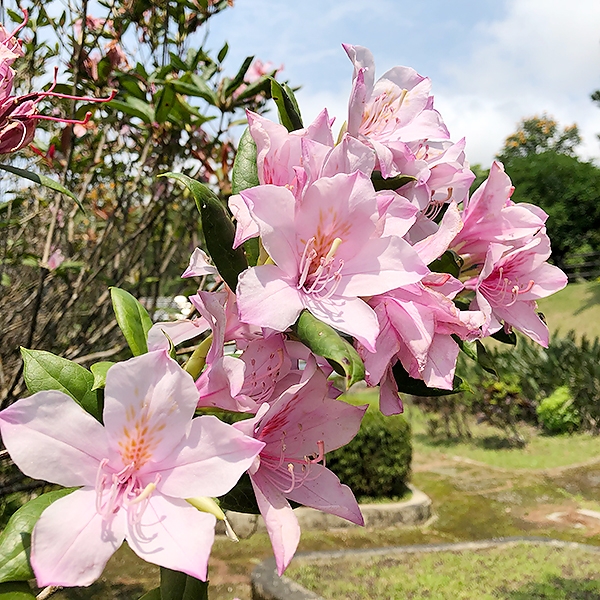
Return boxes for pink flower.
[234,363,365,574]
[465,232,567,346]
[451,161,547,266]
[0,351,264,587]
[360,279,484,414]
[344,44,449,177]
[235,171,428,351]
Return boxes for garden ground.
[51,282,600,599]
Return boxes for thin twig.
[36,585,62,600]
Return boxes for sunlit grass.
[289,544,600,600]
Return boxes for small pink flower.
[0,351,264,587]
[234,363,365,574]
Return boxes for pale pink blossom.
[235,171,429,351]
[464,232,567,346]
[451,161,547,266]
[233,363,365,574]
[344,44,449,177]
[0,351,264,586]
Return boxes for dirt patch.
[520,503,600,536]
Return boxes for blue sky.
[206,0,600,167]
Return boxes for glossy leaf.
[491,328,518,346]
[429,249,463,277]
[161,173,248,290]
[0,489,75,583]
[110,287,154,357]
[217,42,229,63]
[108,97,154,123]
[392,361,471,397]
[0,164,82,211]
[90,361,115,390]
[231,127,259,195]
[20,348,102,421]
[293,310,365,388]
[0,582,35,599]
[269,78,303,132]
[371,171,416,192]
[155,83,176,124]
[218,473,260,514]
[224,55,254,98]
[138,589,161,600]
[160,568,208,600]
[453,337,497,376]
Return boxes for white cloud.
[438,0,600,164]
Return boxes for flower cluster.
[0,43,567,590]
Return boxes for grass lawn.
[288,544,600,599]
[537,280,600,339]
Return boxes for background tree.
[495,115,600,271]
[0,0,285,408]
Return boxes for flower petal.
[103,351,199,466]
[251,474,300,576]
[31,489,125,587]
[0,391,108,487]
[126,494,215,581]
[153,415,264,498]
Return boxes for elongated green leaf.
[0,489,75,583]
[270,78,303,132]
[138,588,161,600]
[110,287,153,357]
[218,473,260,514]
[161,173,248,290]
[231,127,259,195]
[293,310,365,388]
[454,337,497,376]
[429,249,463,277]
[0,581,35,599]
[108,98,154,124]
[371,170,416,191]
[90,361,115,390]
[160,568,208,600]
[217,42,229,63]
[0,164,81,211]
[491,328,517,345]
[234,74,272,102]
[20,348,102,421]
[224,55,254,98]
[392,361,471,397]
[155,84,176,124]
[189,74,217,105]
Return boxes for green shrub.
[326,403,412,500]
[536,386,580,434]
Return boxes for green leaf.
[217,42,229,63]
[371,171,416,192]
[160,568,208,600]
[190,75,217,105]
[20,348,102,421]
[231,127,259,195]
[0,164,82,211]
[270,78,303,132]
[161,173,247,290]
[392,361,471,397]
[224,55,254,98]
[0,581,35,599]
[90,361,115,390]
[155,83,176,124]
[491,328,517,345]
[108,97,155,123]
[110,287,153,357]
[293,310,365,388]
[429,249,464,277]
[453,337,497,376]
[234,74,272,102]
[218,473,260,514]
[138,588,161,600]
[0,489,75,583]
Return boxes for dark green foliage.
[326,404,412,499]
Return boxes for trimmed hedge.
[326,402,412,499]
